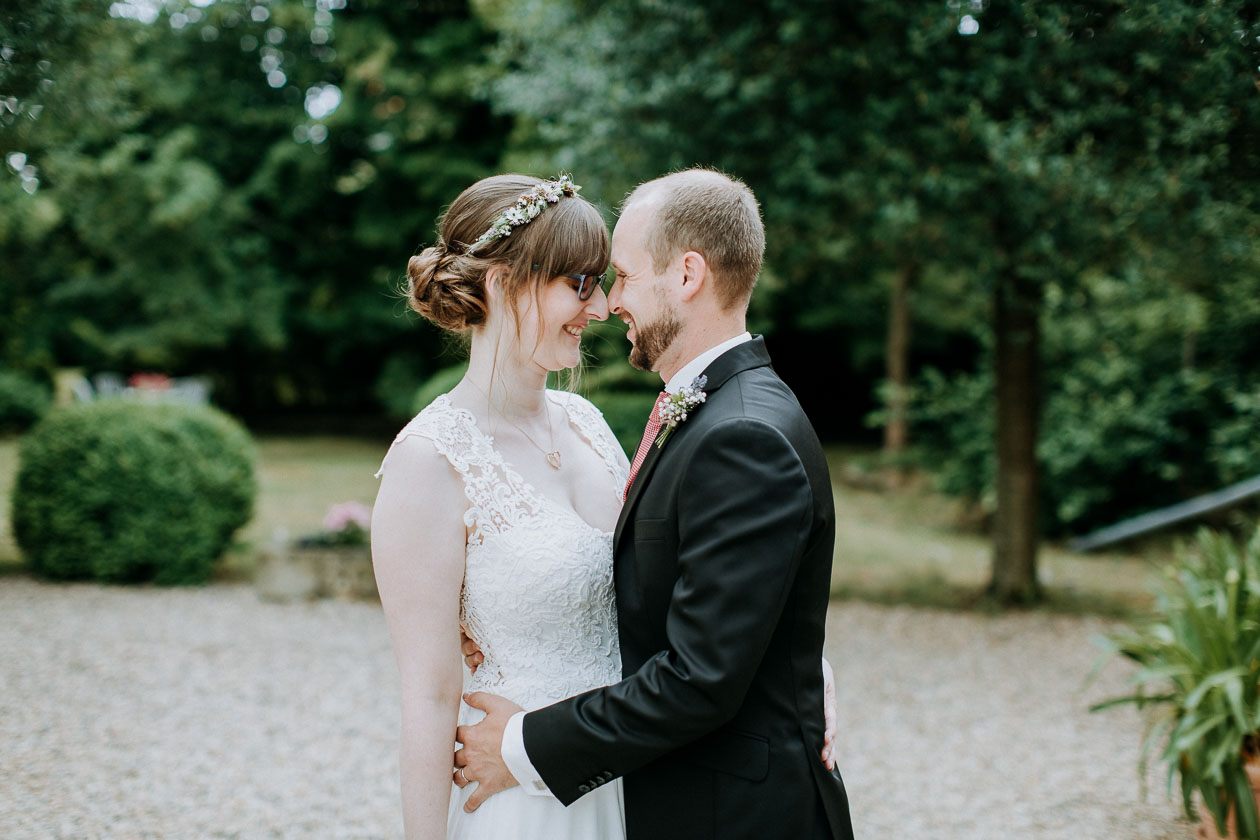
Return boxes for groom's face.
[608,204,683,372]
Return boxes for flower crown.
[467,175,581,253]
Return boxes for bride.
[372,174,629,839]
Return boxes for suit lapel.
[614,432,667,549]
[612,336,774,553]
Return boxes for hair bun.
[406,245,487,331]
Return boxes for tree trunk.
[989,274,1042,604]
[883,262,917,456]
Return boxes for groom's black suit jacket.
[523,337,854,840]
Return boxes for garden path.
[0,578,1189,839]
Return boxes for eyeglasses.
[531,265,610,301]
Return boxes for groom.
[455,168,854,839]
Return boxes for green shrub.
[0,370,52,434]
[12,402,257,584]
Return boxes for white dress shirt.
[664,332,752,395]
[500,332,754,797]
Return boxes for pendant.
[546,451,563,470]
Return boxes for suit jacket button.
[579,784,591,793]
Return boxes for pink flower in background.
[128,372,172,390]
[323,501,372,535]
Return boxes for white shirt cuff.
[501,711,554,798]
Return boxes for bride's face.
[510,272,610,372]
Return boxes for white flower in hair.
[468,174,581,253]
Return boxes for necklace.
[466,381,562,470]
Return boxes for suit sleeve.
[522,417,815,805]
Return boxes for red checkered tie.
[623,391,668,501]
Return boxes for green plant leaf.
[1233,764,1260,840]
[1184,668,1251,713]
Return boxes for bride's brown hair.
[406,175,609,335]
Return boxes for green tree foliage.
[488,0,893,372]
[6,0,1259,606]
[1,0,508,418]
[914,266,1260,535]
[488,0,1260,601]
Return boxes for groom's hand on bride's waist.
[453,691,523,812]
[455,644,838,774]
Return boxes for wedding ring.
[457,767,468,783]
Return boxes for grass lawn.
[239,435,388,544]
[226,435,389,577]
[0,433,1172,612]
[822,449,1171,614]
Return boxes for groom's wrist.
[502,711,554,798]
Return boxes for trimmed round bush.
[12,401,257,584]
[0,370,52,434]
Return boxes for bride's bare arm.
[373,438,467,840]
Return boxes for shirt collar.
[664,332,753,394]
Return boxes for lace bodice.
[376,390,627,710]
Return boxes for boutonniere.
[655,375,707,449]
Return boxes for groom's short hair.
[624,169,765,311]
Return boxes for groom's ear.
[678,250,707,302]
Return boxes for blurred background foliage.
[2,0,1259,597]
[2,0,507,420]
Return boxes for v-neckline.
[440,393,617,536]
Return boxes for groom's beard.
[628,305,683,371]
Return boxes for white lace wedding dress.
[377,390,628,840]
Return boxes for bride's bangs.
[516,195,610,284]
[558,201,612,277]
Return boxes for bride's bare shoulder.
[374,400,468,525]
[371,432,466,579]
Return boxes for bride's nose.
[585,285,610,321]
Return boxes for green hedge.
[0,370,52,434]
[12,402,257,584]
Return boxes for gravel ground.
[0,577,1191,839]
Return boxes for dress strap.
[375,394,543,544]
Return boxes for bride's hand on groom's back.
[460,629,484,674]
[822,656,837,770]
